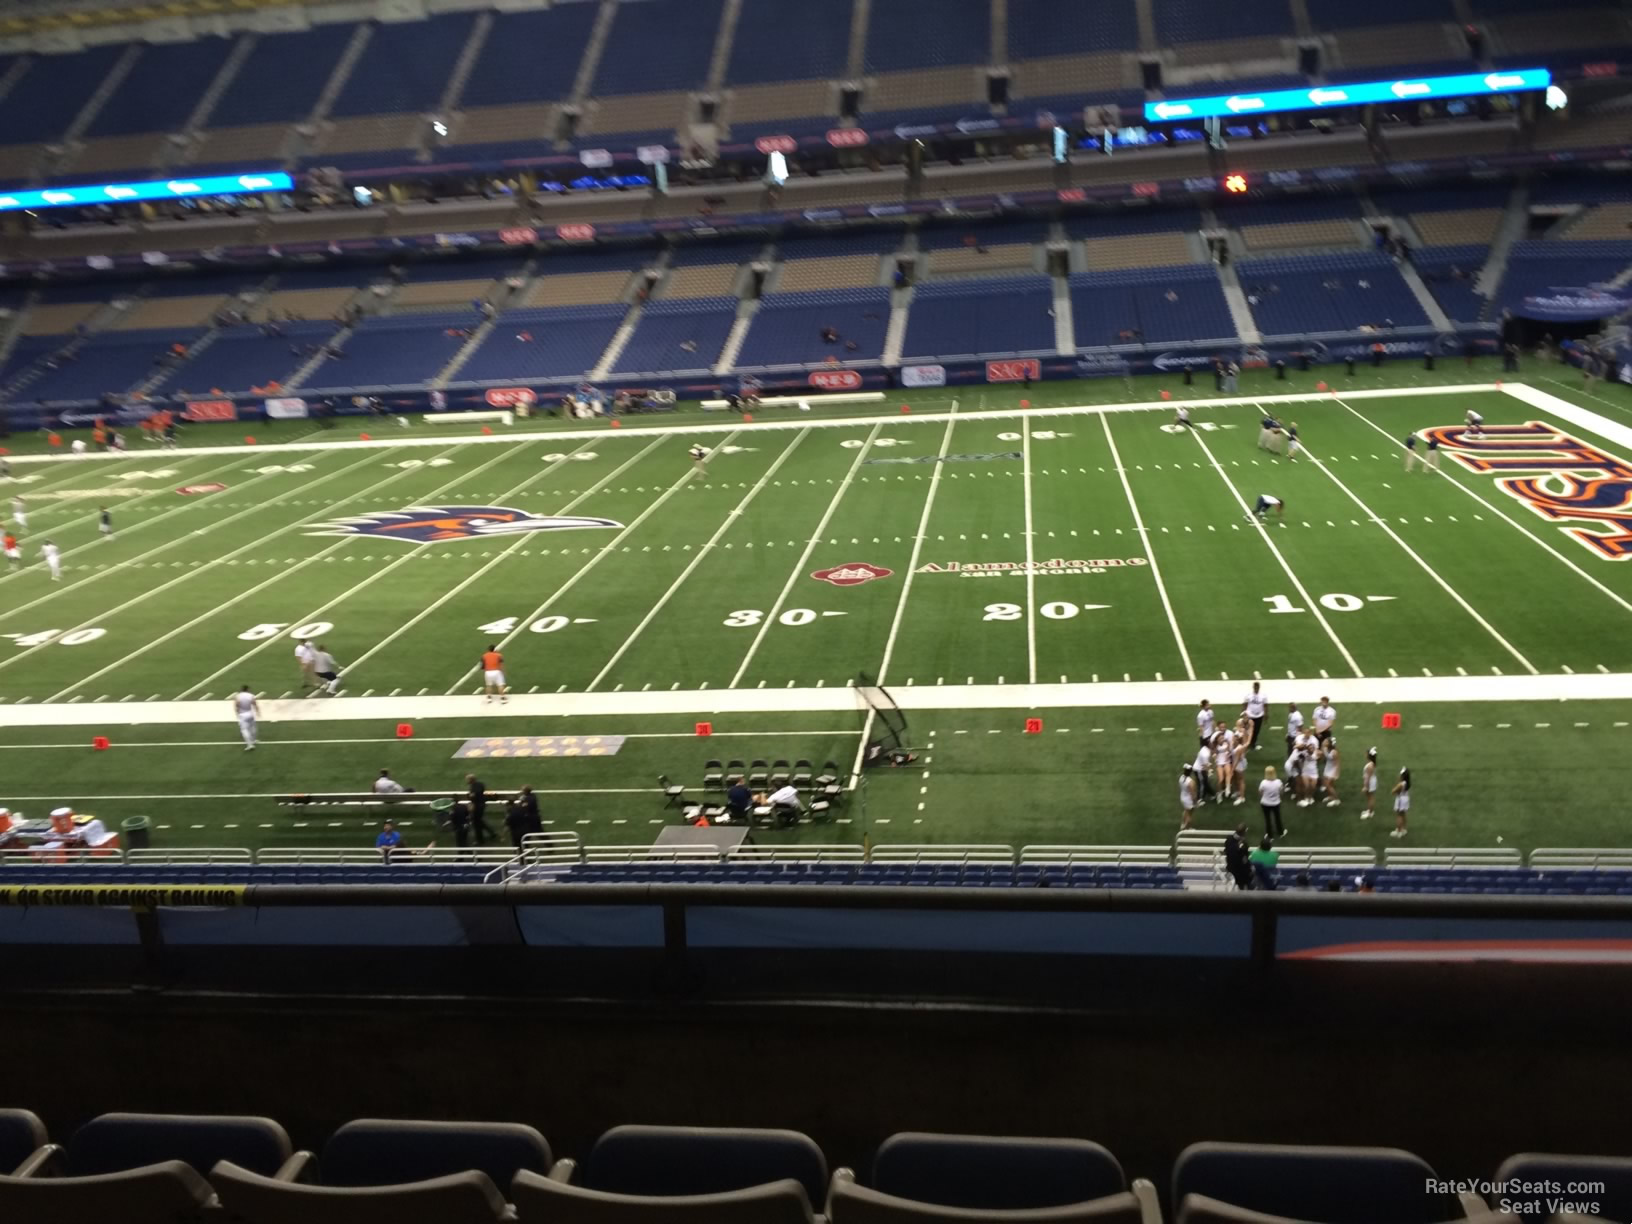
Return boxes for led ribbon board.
[0,171,293,213]
[1144,68,1551,123]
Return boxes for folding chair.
[657,775,687,811]
[769,760,791,788]
[747,760,770,788]
[702,760,724,792]
[792,760,814,790]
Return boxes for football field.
[3,368,1632,855]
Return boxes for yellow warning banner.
[0,885,246,907]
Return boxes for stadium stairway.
[707,0,746,90]
[438,11,494,124]
[1396,259,1455,332]
[1052,276,1074,354]
[591,301,644,381]
[1214,262,1262,346]
[167,34,260,173]
[846,0,872,77]
[882,285,910,366]
[569,0,622,109]
[1475,183,1530,306]
[713,299,758,374]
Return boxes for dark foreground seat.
[211,1159,509,1224]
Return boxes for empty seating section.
[83,39,230,139]
[728,0,852,84]
[210,25,354,127]
[1011,55,1127,101]
[1240,220,1362,250]
[331,14,475,117]
[928,244,1037,278]
[1536,107,1632,151]
[459,6,598,108]
[917,160,1058,201]
[1083,232,1193,270]
[111,295,233,331]
[777,256,883,293]
[1412,246,1489,323]
[523,270,635,309]
[866,0,989,72]
[459,305,625,382]
[1238,252,1430,336]
[736,288,891,368]
[663,264,742,299]
[28,330,200,401]
[21,302,104,336]
[557,862,1187,888]
[1333,23,1467,69]
[1412,208,1503,247]
[1304,0,1455,26]
[1155,0,1293,40]
[1173,1143,1451,1224]
[593,0,725,96]
[615,297,738,374]
[1497,241,1632,310]
[159,323,339,393]
[250,286,362,325]
[903,278,1054,361]
[1487,6,1632,55]
[306,313,475,388]
[727,81,835,129]
[1009,0,1138,56]
[1,45,125,146]
[584,90,688,140]
[1568,205,1632,240]
[392,258,521,311]
[1070,266,1235,348]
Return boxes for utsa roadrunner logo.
[811,562,893,587]
[1421,422,1632,561]
[310,505,623,543]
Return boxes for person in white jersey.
[1361,748,1379,820]
[1231,722,1250,804]
[1195,699,1216,747]
[41,538,60,581]
[233,686,260,751]
[1213,724,1237,806]
[1191,739,1214,808]
[1243,681,1268,749]
[1299,741,1320,807]
[1284,702,1304,758]
[1258,765,1285,839]
[1321,738,1341,807]
[1312,696,1337,743]
[1390,768,1411,838]
[1252,493,1284,520]
[11,495,25,528]
[1179,763,1198,831]
[1465,408,1484,436]
[294,639,317,690]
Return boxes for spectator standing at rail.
[505,785,541,850]
[466,774,497,845]
[1223,823,1252,890]
[1249,834,1280,890]
[1258,766,1285,839]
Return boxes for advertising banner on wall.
[264,397,309,420]
[900,364,947,388]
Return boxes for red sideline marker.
[1382,712,1402,730]
[396,723,414,739]
[92,736,111,751]
[696,721,713,737]
[1025,717,1043,734]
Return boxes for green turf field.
[2,360,1631,857]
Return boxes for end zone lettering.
[917,558,1147,577]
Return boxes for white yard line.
[0,728,850,749]
[875,408,960,687]
[1100,413,1196,681]
[586,429,811,691]
[3,670,1630,728]
[1187,427,1362,676]
[0,382,1511,465]
[0,447,409,675]
[443,436,724,694]
[1271,409,1538,675]
[1539,374,1632,427]
[727,421,885,688]
[176,441,535,698]
[0,449,379,609]
[1337,392,1632,619]
[1022,415,1037,684]
[341,438,632,681]
[44,442,575,703]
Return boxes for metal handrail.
[1020,845,1173,866]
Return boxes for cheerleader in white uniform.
[1321,739,1341,807]
[1390,767,1411,838]
[1361,748,1378,820]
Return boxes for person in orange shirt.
[92,424,107,450]
[2,530,19,571]
[481,645,508,704]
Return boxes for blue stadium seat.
[593,0,726,95]
[866,0,990,71]
[1494,1154,1632,1222]
[322,1119,551,1189]
[574,1125,828,1205]
[0,1110,46,1175]
[1174,1142,1452,1224]
[68,1112,291,1179]
[903,277,1055,361]
[872,1132,1130,1210]
[729,0,852,84]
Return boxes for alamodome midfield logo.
[811,563,894,586]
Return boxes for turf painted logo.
[1421,421,1632,560]
[310,506,623,543]
[811,562,893,587]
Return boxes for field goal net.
[855,670,909,752]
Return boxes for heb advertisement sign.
[181,399,236,422]
[264,397,308,420]
[485,387,538,408]
[499,227,538,245]
[555,223,596,243]
[901,364,946,388]
[808,369,863,392]
[826,128,868,148]
[986,359,1040,384]
[755,135,797,154]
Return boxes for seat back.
[1495,1154,1632,1222]
[211,1159,507,1224]
[828,1177,1145,1224]
[322,1118,551,1188]
[0,1159,213,1224]
[512,1168,815,1224]
[1177,1197,1520,1224]
[579,1125,827,1203]
[70,1111,291,1178]
[0,1109,47,1174]
[873,1133,1127,1210]
[1173,1142,1447,1224]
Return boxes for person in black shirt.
[505,785,542,850]
[466,774,496,844]
[1223,823,1252,891]
[725,776,753,823]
